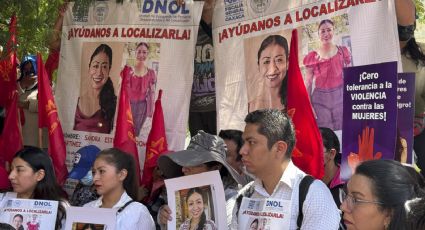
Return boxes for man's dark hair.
[244,109,295,158]
[219,129,243,161]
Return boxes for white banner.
[56,1,203,176]
[0,198,58,230]
[213,0,401,132]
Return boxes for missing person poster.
[341,62,398,180]
[0,198,58,230]
[64,206,116,230]
[165,171,226,230]
[238,197,291,230]
[212,0,401,133]
[56,1,204,180]
[397,73,415,164]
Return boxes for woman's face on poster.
[319,22,334,45]
[258,44,287,89]
[13,216,23,228]
[187,191,204,219]
[136,45,149,63]
[88,51,110,91]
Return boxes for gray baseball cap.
[158,130,244,185]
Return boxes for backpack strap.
[296,175,315,229]
[117,200,135,214]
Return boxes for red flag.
[0,14,17,107]
[0,93,23,167]
[37,54,68,185]
[141,89,168,194]
[114,69,142,184]
[286,29,324,179]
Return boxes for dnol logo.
[250,0,271,14]
[141,0,189,14]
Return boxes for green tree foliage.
[0,0,64,59]
[416,0,424,24]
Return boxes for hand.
[158,205,172,225]
[58,2,69,18]
[348,126,382,173]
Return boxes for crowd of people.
[0,0,425,229]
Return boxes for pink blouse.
[303,46,351,89]
[73,101,111,134]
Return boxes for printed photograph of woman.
[121,42,160,136]
[244,31,291,113]
[177,186,217,230]
[73,43,118,134]
[12,214,24,230]
[303,17,352,130]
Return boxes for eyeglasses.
[342,191,383,211]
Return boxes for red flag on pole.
[0,14,17,107]
[114,70,142,184]
[37,54,68,185]
[141,89,168,193]
[286,29,324,179]
[0,93,23,167]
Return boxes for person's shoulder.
[303,51,318,66]
[126,201,151,215]
[83,199,98,207]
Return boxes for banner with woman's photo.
[213,0,401,133]
[55,1,203,176]
[0,198,58,230]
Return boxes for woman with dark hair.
[319,127,344,208]
[179,187,217,230]
[121,42,157,136]
[303,19,351,131]
[74,43,117,134]
[396,0,425,177]
[8,146,68,230]
[84,148,155,230]
[341,160,421,230]
[12,214,24,230]
[248,35,289,112]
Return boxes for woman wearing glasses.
[341,160,422,230]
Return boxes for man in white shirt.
[230,109,340,229]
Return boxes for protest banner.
[65,206,116,230]
[238,197,291,230]
[341,62,398,180]
[213,0,401,133]
[0,198,58,230]
[55,1,204,188]
[165,171,226,230]
[397,73,415,164]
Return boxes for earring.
[384,222,389,230]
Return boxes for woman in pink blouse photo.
[121,42,157,136]
[303,19,352,131]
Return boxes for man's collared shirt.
[230,161,340,230]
